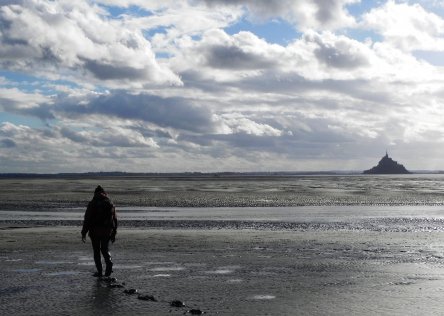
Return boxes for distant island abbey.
[363,152,410,174]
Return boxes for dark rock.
[170,300,186,307]
[137,294,157,302]
[123,288,138,294]
[108,283,124,288]
[363,152,410,174]
[102,277,118,283]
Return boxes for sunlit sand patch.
[46,271,79,276]
[251,295,276,300]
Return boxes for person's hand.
[110,235,115,243]
[82,236,86,243]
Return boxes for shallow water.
[2,175,444,233]
[1,174,444,210]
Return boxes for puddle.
[227,279,243,283]
[206,269,234,275]
[114,264,143,269]
[13,268,41,273]
[150,267,185,272]
[251,295,276,300]
[36,261,74,265]
[46,271,79,276]
[152,274,171,277]
[184,263,207,267]
[6,259,22,262]
[145,261,175,265]
[78,262,95,266]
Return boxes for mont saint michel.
[363,152,410,174]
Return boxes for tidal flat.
[2,175,444,315]
[2,228,444,315]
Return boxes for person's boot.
[92,271,103,277]
[105,262,113,277]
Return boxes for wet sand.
[2,227,444,315]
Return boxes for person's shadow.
[90,279,115,314]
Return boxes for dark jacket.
[81,192,117,238]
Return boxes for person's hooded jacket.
[81,189,117,239]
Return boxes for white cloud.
[363,1,444,51]
[214,113,283,136]
[3,1,444,171]
[0,0,181,88]
[0,88,50,109]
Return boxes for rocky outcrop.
[363,152,410,174]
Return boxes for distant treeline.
[0,170,441,179]
[0,171,347,179]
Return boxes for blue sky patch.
[225,18,300,46]
[0,112,48,128]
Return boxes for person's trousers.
[90,235,112,274]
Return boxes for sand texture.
[2,227,444,315]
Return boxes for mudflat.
[2,226,444,315]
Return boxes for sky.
[1,0,444,173]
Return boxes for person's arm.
[110,206,117,242]
[81,203,91,242]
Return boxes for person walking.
[81,185,117,277]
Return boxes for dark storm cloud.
[206,45,276,70]
[0,138,16,148]
[82,59,148,81]
[55,92,214,133]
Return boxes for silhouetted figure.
[81,185,117,277]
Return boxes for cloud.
[308,32,370,69]
[59,126,159,148]
[3,1,444,172]
[0,88,54,120]
[213,112,284,136]
[53,91,214,133]
[206,44,277,70]
[362,1,444,51]
[201,0,358,30]
[0,0,181,87]
[0,138,16,148]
